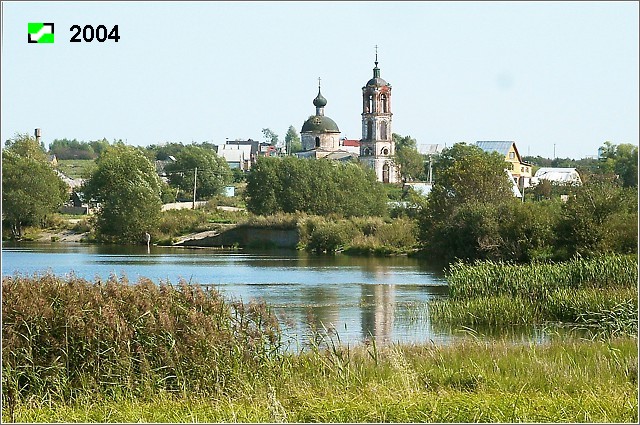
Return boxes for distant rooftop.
[476,141,515,156]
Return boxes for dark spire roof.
[313,77,327,107]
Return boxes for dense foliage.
[164,145,231,200]
[555,175,638,258]
[48,138,110,160]
[418,143,516,262]
[393,133,426,182]
[82,144,163,244]
[418,142,638,263]
[2,134,68,238]
[244,156,387,217]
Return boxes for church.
[296,55,400,183]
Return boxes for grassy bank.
[2,273,638,422]
[430,254,638,334]
[4,337,637,422]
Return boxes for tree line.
[3,131,637,261]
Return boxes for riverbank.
[4,337,637,423]
[2,272,637,423]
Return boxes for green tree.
[48,138,96,160]
[392,133,425,182]
[4,132,48,161]
[285,125,302,154]
[598,141,638,188]
[555,176,638,258]
[418,143,515,261]
[2,134,68,238]
[262,128,279,146]
[82,144,162,244]
[164,145,231,200]
[244,157,386,217]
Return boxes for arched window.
[382,163,390,183]
[368,95,374,113]
[364,147,372,156]
[315,137,320,147]
[367,121,373,140]
[381,94,388,113]
[380,121,387,140]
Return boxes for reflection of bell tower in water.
[360,47,399,183]
[360,284,395,343]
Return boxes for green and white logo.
[28,23,54,43]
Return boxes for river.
[1,242,551,348]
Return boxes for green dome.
[313,90,327,107]
[301,115,340,133]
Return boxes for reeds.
[2,273,282,406]
[431,255,638,334]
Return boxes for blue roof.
[476,141,514,156]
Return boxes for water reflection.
[360,284,395,343]
[3,243,586,348]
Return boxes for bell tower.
[360,47,398,183]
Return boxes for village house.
[476,141,533,188]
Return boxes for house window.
[521,166,525,172]
[509,152,515,159]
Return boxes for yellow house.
[476,141,533,187]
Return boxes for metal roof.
[476,141,515,156]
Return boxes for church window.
[380,121,387,140]
[381,147,389,155]
[315,137,320,147]
[368,95,374,113]
[367,121,373,140]
[381,94,388,113]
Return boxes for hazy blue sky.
[2,1,638,159]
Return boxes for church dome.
[313,90,327,107]
[366,76,388,87]
[301,115,340,133]
[365,62,389,87]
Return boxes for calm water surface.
[2,242,553,347]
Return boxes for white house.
[532,167,582,186]
[219,144,252,170]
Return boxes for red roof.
[342,139,360,147]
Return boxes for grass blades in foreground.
[4,337,637,423]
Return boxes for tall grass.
[432,255,638,334]
[4,336,637,423]
[447,254,637,300]
[2,274,282,407]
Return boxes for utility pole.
[192,167,197,209]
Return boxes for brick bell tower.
[359,47,398,183]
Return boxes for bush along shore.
[2,271,638,423]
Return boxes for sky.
[1,1,638,160]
